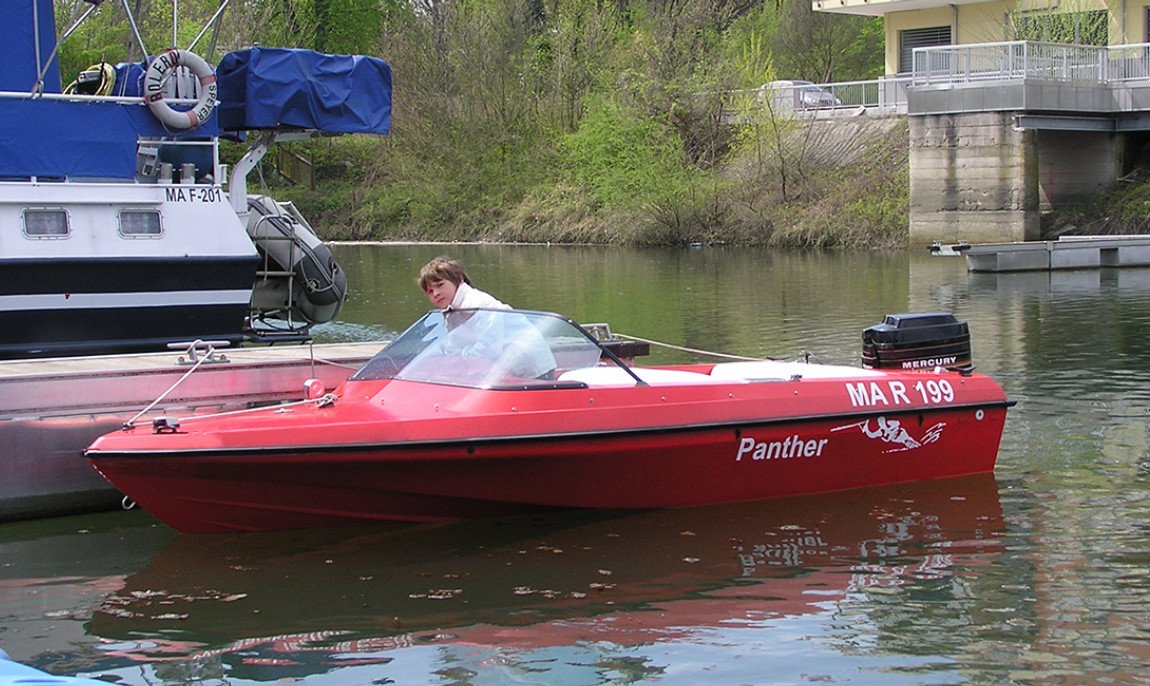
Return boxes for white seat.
[709,360,886,381]
[558,366,721,387]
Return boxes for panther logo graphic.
[831,416,945,453]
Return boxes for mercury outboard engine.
[862,313,972,371]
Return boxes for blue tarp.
[0,23,386,179]
[0,98,215,180]
[216,48,391,135]
[111,61,147,97]
[1,0,62,93]
[1,652,112,686]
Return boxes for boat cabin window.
[22,209,69,238]
[119,210,163,238]
[351,309,610,389]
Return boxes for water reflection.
[0,510,176,669]
[83,476,1003,684]
[951,267,1150,685]
[309,248,1150,684]
[958,269,1150,489]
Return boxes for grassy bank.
[253,116,910,249]
[1042,173,1150,238]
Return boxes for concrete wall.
[1035,129,1120,210]
[909,111,1123,244]
[909,111,1040,244]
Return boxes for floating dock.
[0,341,380,521]
[934,236,1150,272]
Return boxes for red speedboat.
[86,309,1012,533]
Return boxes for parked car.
[764,80,842,109]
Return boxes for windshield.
[350,309,612,388]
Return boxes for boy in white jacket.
[418,256,510,311]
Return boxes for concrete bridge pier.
[908,112,1121,246]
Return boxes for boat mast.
[188,1,232,56]
[33,0,104,95]
[121,0,150,60]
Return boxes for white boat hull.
[0,180,260,359]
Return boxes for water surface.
[2,245,1149,685]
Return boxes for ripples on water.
[2,245,1150,685]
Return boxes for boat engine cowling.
[862,313,972,371]
[246,195,348,327]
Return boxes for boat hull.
[0,180,262,360]
[0,343,377,521]
[0,255,258,359]
[88,373,1010,533]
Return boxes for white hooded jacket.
[449,282,510,310]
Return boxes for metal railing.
[723,75,911,117]
[1107,43,1150,81]
[715,41,1150,121]
[912,40,1150,86]
[818,77,911,112]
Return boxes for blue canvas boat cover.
[2,0,62,93]
[0,98,215,180]
[0,0,216,180]
[216,48,391,135]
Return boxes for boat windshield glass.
[350,309,611,388]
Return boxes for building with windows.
[808,0,1150,245]
[813,0,1144,75]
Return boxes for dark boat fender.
[246,194,348,324]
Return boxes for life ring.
[143,48,218,130]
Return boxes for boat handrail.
[0,89,198,106]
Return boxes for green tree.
[54,0,326,78]
[50,0,893,245]
[562,95,688,209]
[541,0,623,131]
[316,0,382,54]
[771,0,883,82]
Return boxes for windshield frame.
[350,309,640,390]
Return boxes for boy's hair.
[418,256,472,291]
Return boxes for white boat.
[0,0,392,519]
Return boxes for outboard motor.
[246,195,348,330]
[862,313,972,371]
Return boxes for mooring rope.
[612,333,771,362]
[123,347,214,428]
[309,356,365,372]
[122,341,360,429]
[164,393,338,425]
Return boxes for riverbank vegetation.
[1042,173,1150,237]
[57,0,897,247]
